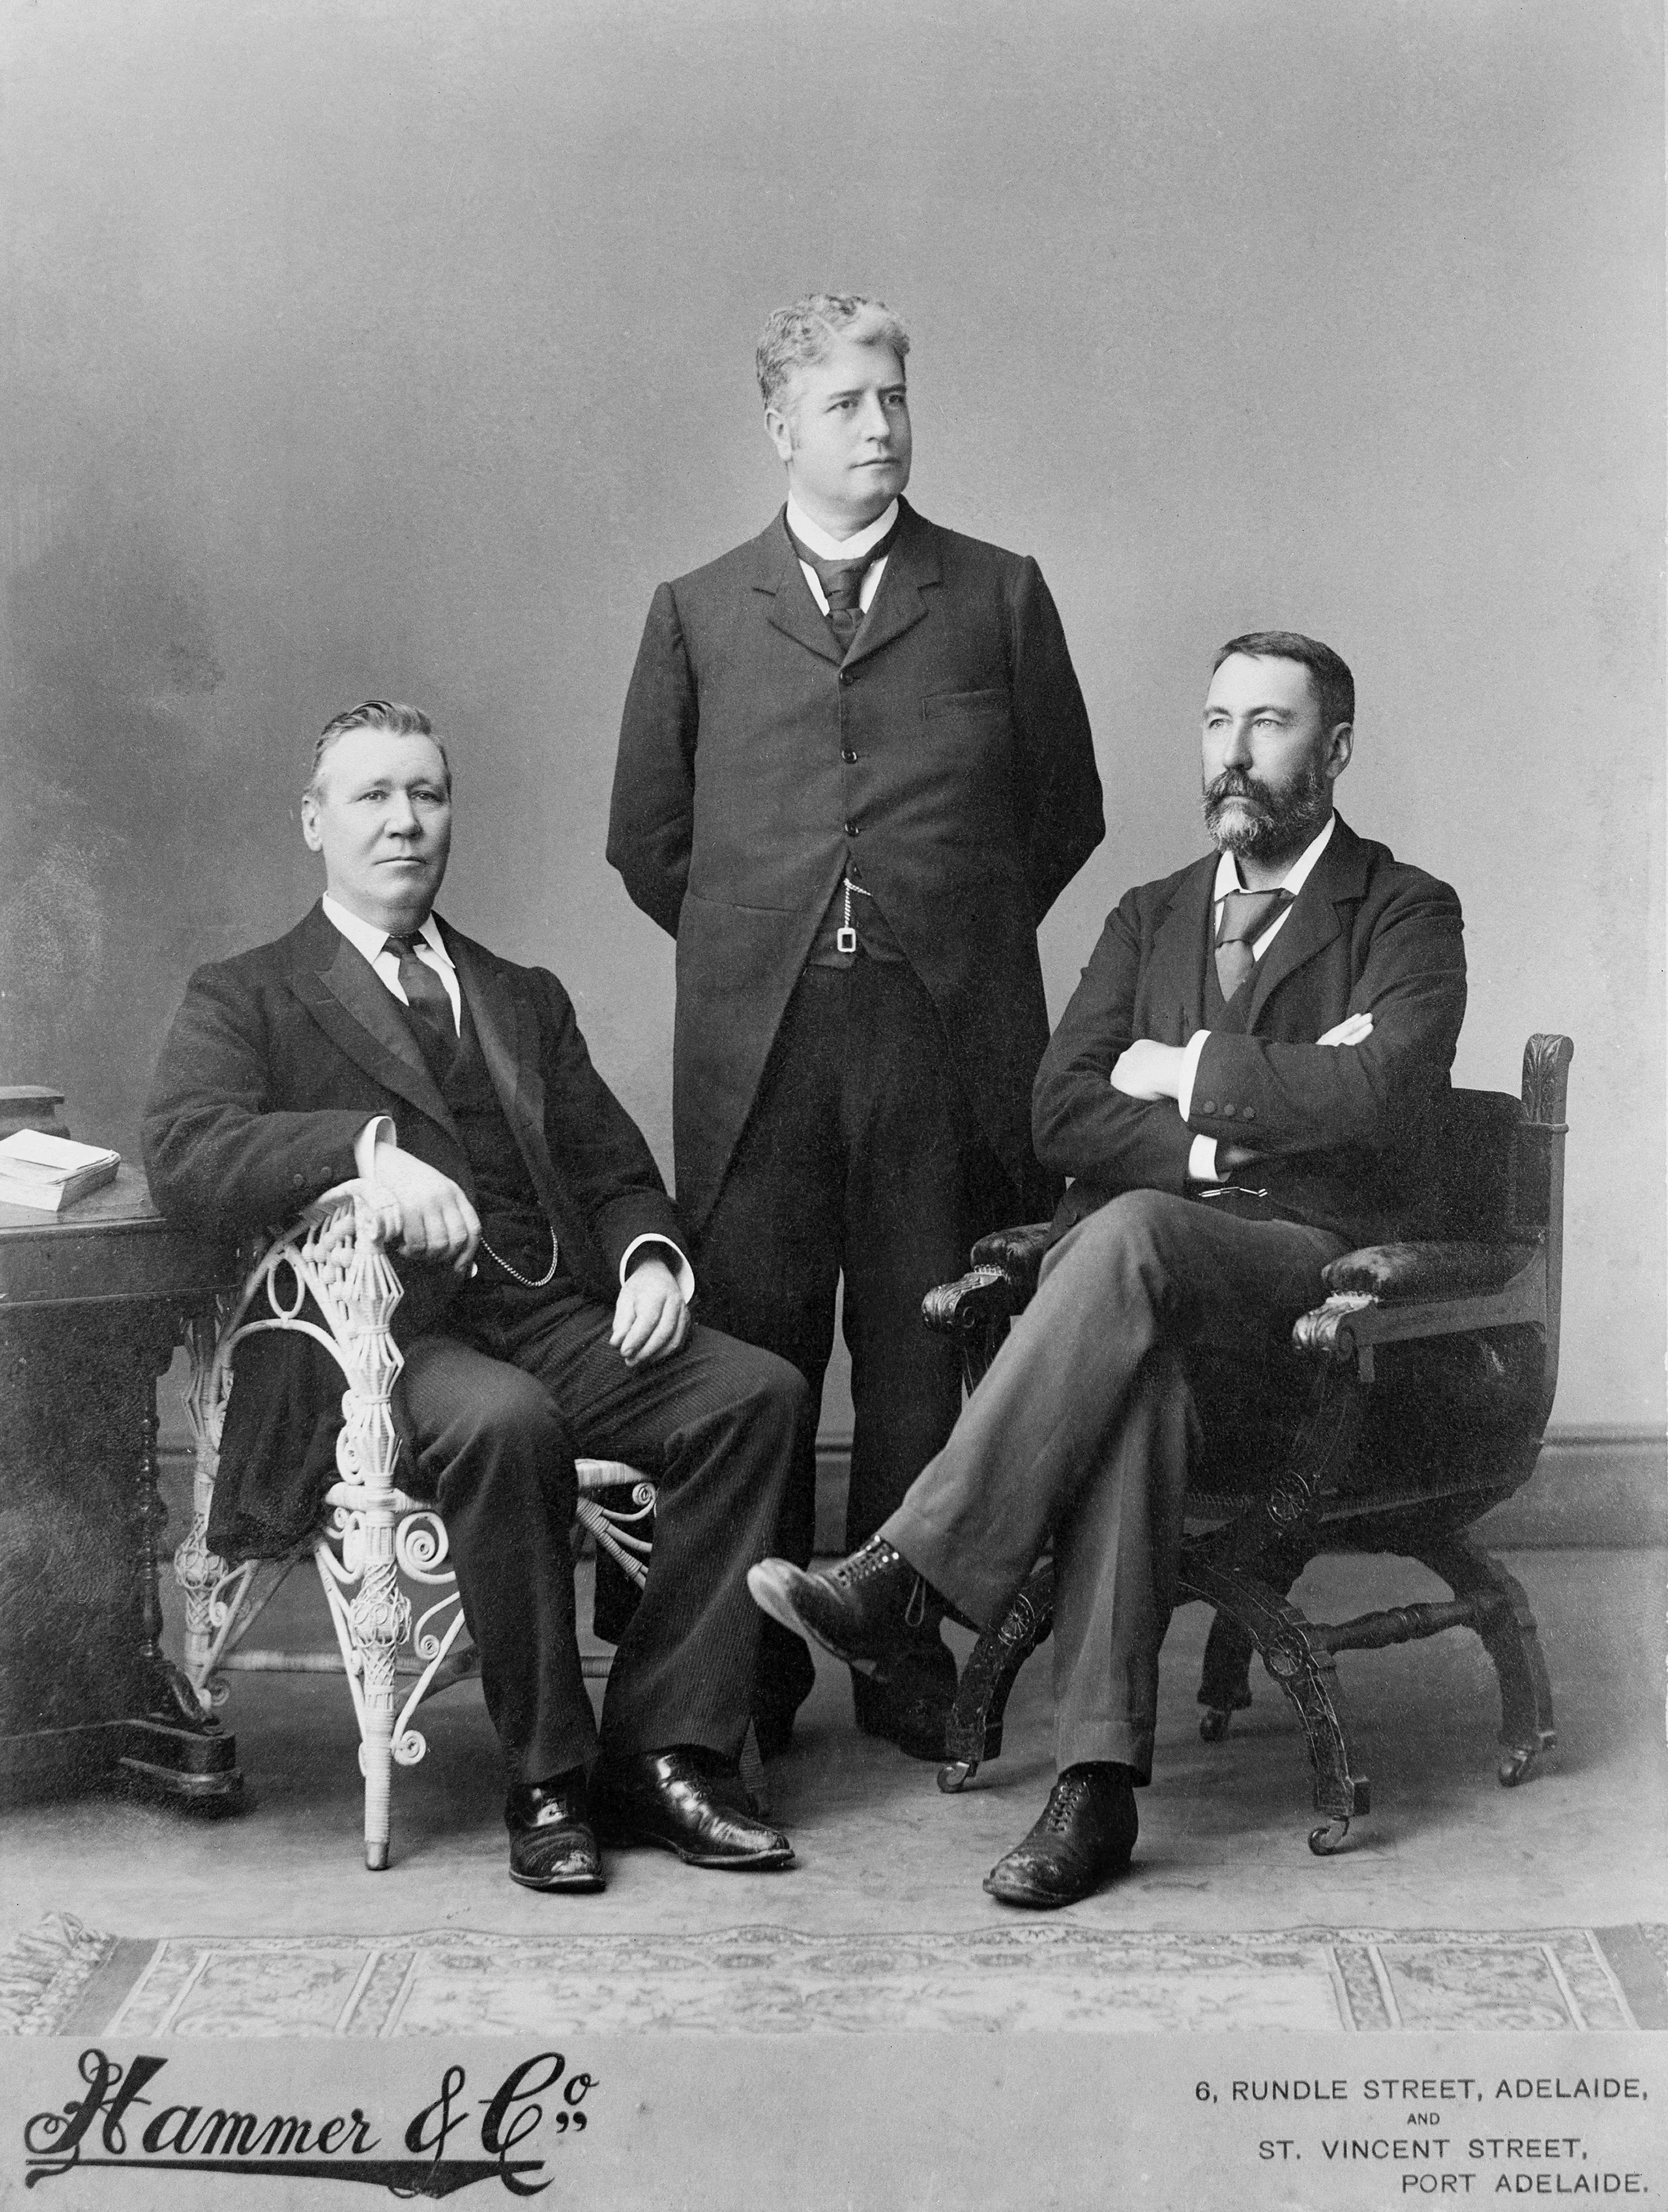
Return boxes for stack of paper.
[0,1129,121,1214]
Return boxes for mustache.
[1203,769,1274,810]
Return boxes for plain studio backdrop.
[0,0,1660,1438]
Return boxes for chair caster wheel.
[937,1760,977,1794]
[1199,1708,1233,1744]
[1308,1817,1351,1856]
[365,1840,389,1871]
[1498,1748,1538,1789]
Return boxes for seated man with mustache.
[749,631,1467,1908]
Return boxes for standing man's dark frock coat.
[609,495,1102,1736]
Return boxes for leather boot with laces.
[748,1537,948,1670]
[983,1762,1139,1909]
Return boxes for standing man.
[609,295,1103,1757]
[750,633,1468,1906]
[146,700,807,1892]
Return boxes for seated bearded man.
[749,632,1466,1908]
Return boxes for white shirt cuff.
[620,1232,695,1302]
[1176,1029,1212,1122]
[1186,1133,1220,1184]
[354,1114,397,1183]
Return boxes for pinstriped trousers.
[884,1189,1344,1780]
[399,1276,807,1784]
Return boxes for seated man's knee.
[717,1337,812,1438]
[1050,1188,1184,1280]
[419,1361,573,1501]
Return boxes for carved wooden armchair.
[171,1186,654,1870]
[923,1034,1573,1855]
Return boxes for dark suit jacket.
[607,500,1103,1227]
[143,902,686,1556]
[1032,815,1467,1249]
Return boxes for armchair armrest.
[968,1220,1055,1300]
[1294,1241,1548,1377]
[1321,1242,1533,1301]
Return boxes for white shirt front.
[317,897,691,1296]
[785,495,898,617]
[1178,813,1338,1182]
[323,894,461,1031]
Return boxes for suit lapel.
[753,513,845,666]
[1246,814,1370,1027]
[751,500,941,670]
[289,906,458,1139]
[840,501,939,670]
[445,927,557,1209]
[1148,858,1218,1039]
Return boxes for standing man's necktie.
[788,517,899,652]
[384,932,457,1074]
[1213,888,1293,1000]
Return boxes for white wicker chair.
[172,1184,655,1869]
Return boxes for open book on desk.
[0,1128,121,1213]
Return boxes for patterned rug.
[1,1916,1663,2037]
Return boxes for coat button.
[842,749,858,763]
[844,820,859,836]
[1198,1099,1217,1116]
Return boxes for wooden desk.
[0,1166,244,1803]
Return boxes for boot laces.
[1043,1772,1093,1832]
[834,1539,928,1625]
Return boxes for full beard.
[1203,760,1330,861]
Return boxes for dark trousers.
[885,1190,1345,1779]
[694,959,1013,1721]
[398,1274,806,1785]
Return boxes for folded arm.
[1033,875,1466,1193]
[1184,880,1466,1158]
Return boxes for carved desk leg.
[117,1305,242,1804]
[0,1298,241,1805]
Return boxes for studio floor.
[1,1538,1664,2040]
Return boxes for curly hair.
[755,293,911,413]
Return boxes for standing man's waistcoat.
[608,499,1105,1223]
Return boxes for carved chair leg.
[1413,1530,1557,1785]
[1197,1533,1313,1740]
[1178,1553,1370,1853]
[937,1561,1054,1794]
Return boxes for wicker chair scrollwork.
[172,1184,654,1870]
[925,1033,1573,1856]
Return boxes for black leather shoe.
[505,1769,604,1893]
[851,1632,958,1761]
[592,1748,795,1870]
[748,1538,943,1669]
[983,1764,1139,1909]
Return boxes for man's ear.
[1324,723,1354,782]
[300,792,324,851]
[764,404,795,466]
